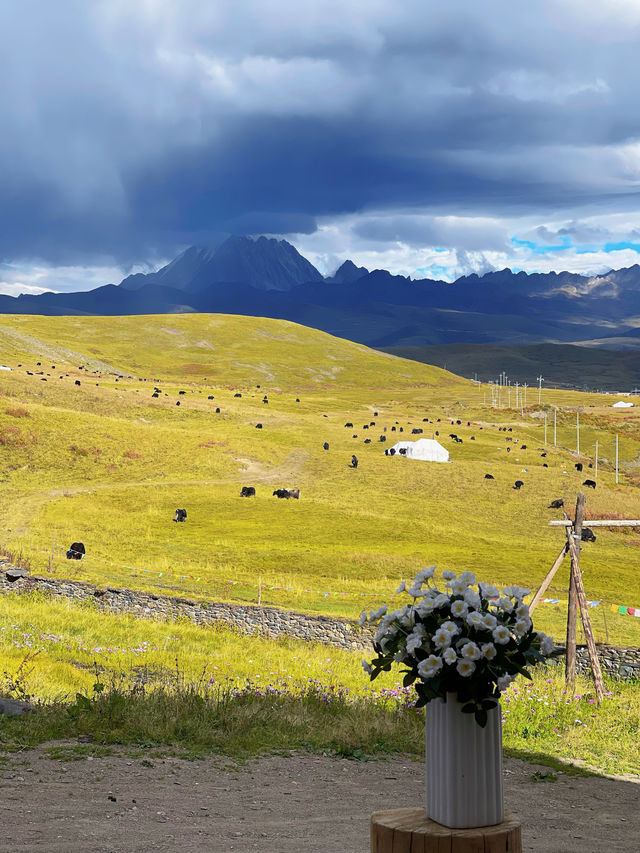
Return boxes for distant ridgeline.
[3,237,640,384]
[1,562,639,679]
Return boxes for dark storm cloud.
[2,0,640,272]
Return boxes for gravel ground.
[0,747,637,852]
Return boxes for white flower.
[443,647,458,665]
[496,597,514,612]
[480,583,500,599]
[515,603,529,617]
[433,593,451,609]
[399,611,416,630]
[450,580,468,596]
[442,569,456,580]
[497,674,515,691]
[540,634,555,655]
[466,611,485,629]
[482,613,498,630]
[416,565,436,582]
[417,655,443,679]
[481,642,497,660]
[511,586,530,600]
[458,571,476,585]
[456,659,476,677]
[370,605,388,621]
[450,599,469,618]
[362,659,373,675]
[460,641,482,661]
[406,625,427,654]
[433,628,452,649]
[513,618,531,637]
[463,588,481,609]
[493,625,511,645]
[358,610,367,626]
[416,597,435,617]
[441,620,460,636]
[407,583,426,598]
[395,581,407,595]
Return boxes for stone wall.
[1,560,639,678]
[0,560,371,652]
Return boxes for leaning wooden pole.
[529,543,568,615]
[564,495,585,691]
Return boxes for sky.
[3,0,640,295]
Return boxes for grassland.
[0,312,639,774]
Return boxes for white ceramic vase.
[425,693,504,828]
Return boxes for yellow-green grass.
[1,312,640,654]
[0,594,637,776]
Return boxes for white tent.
[388,438,449,462]
[613,400,634,408]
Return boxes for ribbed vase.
[425,693,504,828]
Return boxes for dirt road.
[0,748,636,852]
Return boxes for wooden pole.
[564,495,585,691]
[529,544,568,615]
[572,563,605,704]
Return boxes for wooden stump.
[371,808,522,853]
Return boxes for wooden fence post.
[564,495,585,691]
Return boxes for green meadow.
[0,313,639,774]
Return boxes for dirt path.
[0,748,636,852]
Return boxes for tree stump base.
[371,808,522,853]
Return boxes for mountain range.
[3,235,640,355]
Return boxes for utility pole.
[537,374,544,404]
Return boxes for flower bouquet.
[361,566,554,726]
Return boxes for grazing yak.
[350,455,358,468]
[66,542,85,560]
[391,426,396,431]
[581,527,597,543]
[345,422,353,428]
[379,435,386,442]
[323,442,329,450]
[240,486,256,497]
[575,462,583,472]
[208,395,214,400]
[174,509,187,522]
[399,447,407,455]
[234,392,242,398]
[215,407,221,413]
[543,463,549,468]
[411,428,423,434]
[521,444,527,450]
[255,423,263,429]
[548,499,564,508]
[364,438,371,443]
[273,488,300,499]
[484,474,494,480]
[74,379,81,386]
[513,480,524,490]
[583,479,597,489]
